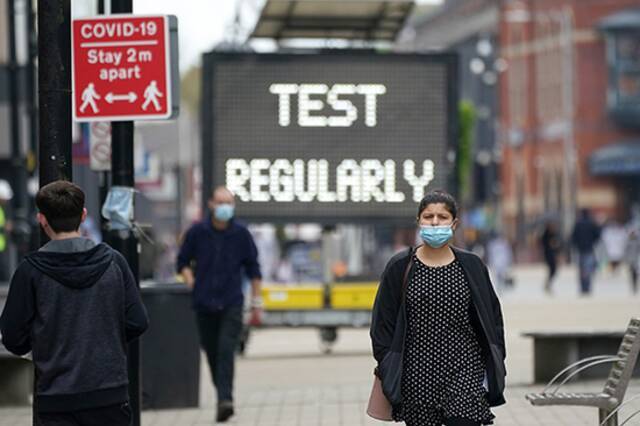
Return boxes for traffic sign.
[89,122,112,171]
[72,15,179,122]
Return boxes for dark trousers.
[196,306,243,403]
[544,255,557,280]
[36,402,131,426]
[578,252,596,294]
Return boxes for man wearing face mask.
[177,186,262,423]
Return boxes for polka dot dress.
[394,255,495,426]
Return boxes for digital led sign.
[201,52,458,222]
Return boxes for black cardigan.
[370,246,506,407]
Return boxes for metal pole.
[98,170,110,237]
[560,9,577,235]
[26,0,37,177]
[38,0,72,249]
[540,8,576,237]
[109,1,141,424]
[38,0,72,186]
[8,0,29,257]
[26,0,38,252]
[8,0,20,184]
[96,0,110,243]
[175,165,182,236]
[111,126,142,426]
[35,0,71,420]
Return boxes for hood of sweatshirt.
[26,240,114,289]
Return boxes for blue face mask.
[420,225,454,248]
[214,204,234,222]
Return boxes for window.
[608,31,640,108]
[614,33,640,104]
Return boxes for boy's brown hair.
[35,181,85,233]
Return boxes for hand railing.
[542,355,624,394]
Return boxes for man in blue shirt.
[177,186,262,423]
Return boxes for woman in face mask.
[369,190,506,426]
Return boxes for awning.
[589,141,640,176]
[598,8,640,31]
[250,0,414,41]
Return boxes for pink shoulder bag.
[367,250,415,421]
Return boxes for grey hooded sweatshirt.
[0,237,149,413]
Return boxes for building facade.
[498,0,640,256]
[397,0,502,221]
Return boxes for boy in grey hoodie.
[0,180,148,425]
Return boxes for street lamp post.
[541,8,577,236]
[468,36,506,228]
[7,0,31,256]
[38,0,72,207]
[107,1,141,424]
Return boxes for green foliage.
[458,100,476,204]
[180,66,202,114]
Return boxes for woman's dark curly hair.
[417,190,458,220]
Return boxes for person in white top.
[625,205,640,293]
[601,219,628,272]
[487,232,514,293]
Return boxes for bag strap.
[401,246,416,298]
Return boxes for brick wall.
[498,0,639,256]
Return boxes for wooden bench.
[526,317,640,426]
[522,330,640,383]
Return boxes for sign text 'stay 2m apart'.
[72,14,180,122]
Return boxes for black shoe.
[216,401,234,423]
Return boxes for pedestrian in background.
[370,190,506,426]
[627,227,640,294]
[601,218,628,272]
[486,231,514,293]
[0,180,148,426]
[625,206,640,294]
[177,186,262,423]
[571,209,601,295]
[541,220,562,294]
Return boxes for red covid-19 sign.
[72,15,174,121]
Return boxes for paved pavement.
[2,263,640,425]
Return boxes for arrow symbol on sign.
[105,92,137,104]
